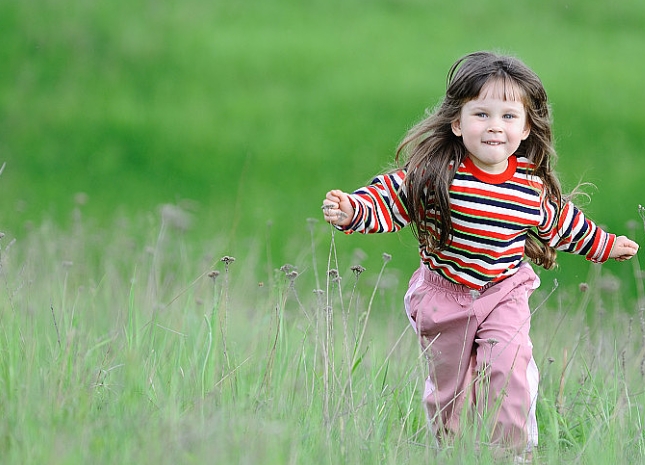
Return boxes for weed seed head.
[220,256,236,270]
[280,264,296,273]
[328,269,339,278]
[486,338,499,346]
[0,232,4,240]
[579,282,589,293]
[351,265,366,278]
[382,253,392,263]
[208,270,220,281]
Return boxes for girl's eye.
[476,112,487,118]
[503,114,516,119]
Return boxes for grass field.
[1,214,644,463]
[1,0,645,462]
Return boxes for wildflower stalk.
[307,218,322,291]
[50,303,62,352]
[126,269,137,350]
[342,265,366,411]
[351,253,391,369]
[261,267,291,394]
[265,220,274,290]
[220,256,235,370]
[322,224,345,426]
[201,314,213,400]
[200,270,221,399]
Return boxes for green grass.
[1,212,644,463]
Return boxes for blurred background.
[1,0,643,297]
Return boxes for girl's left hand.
[610,236,640,261]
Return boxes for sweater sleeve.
[338,169,410,234]
[537,194,616,263]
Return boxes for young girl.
[321,51,639,460]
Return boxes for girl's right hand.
[322,190,354,227]
[609,235,639,261]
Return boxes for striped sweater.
[341,155,616,290]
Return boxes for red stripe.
[453,241,524,259]
[431,252,505,278]
[357,187,394,232]
[452,185,541,207]
[456,223,521,241]
[383,174,410,222]
[373,191,393,231]
[454,205,538,226]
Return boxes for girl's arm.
[321,170,410,234]
[538,196,639,262]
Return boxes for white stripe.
[525,355,539,452]
[451,216,538,236]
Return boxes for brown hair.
[396,51,561,269]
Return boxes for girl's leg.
[473,264,540,454]
[405,266,479,441]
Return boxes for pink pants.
[404,262,539,453]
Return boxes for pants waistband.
[419,263,500,295]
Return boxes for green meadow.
[1,0,645,462]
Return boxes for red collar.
[462,155,517,184]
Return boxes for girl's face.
[451,79,531,174]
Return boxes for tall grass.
[0,206,644,464]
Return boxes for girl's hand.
[322,190,354,227]
[609,235,640,261]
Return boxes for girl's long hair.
[396,51,561,269]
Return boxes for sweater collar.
[462,155,517,184]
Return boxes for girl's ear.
[451,119,462,137]
[521,124,531,140]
